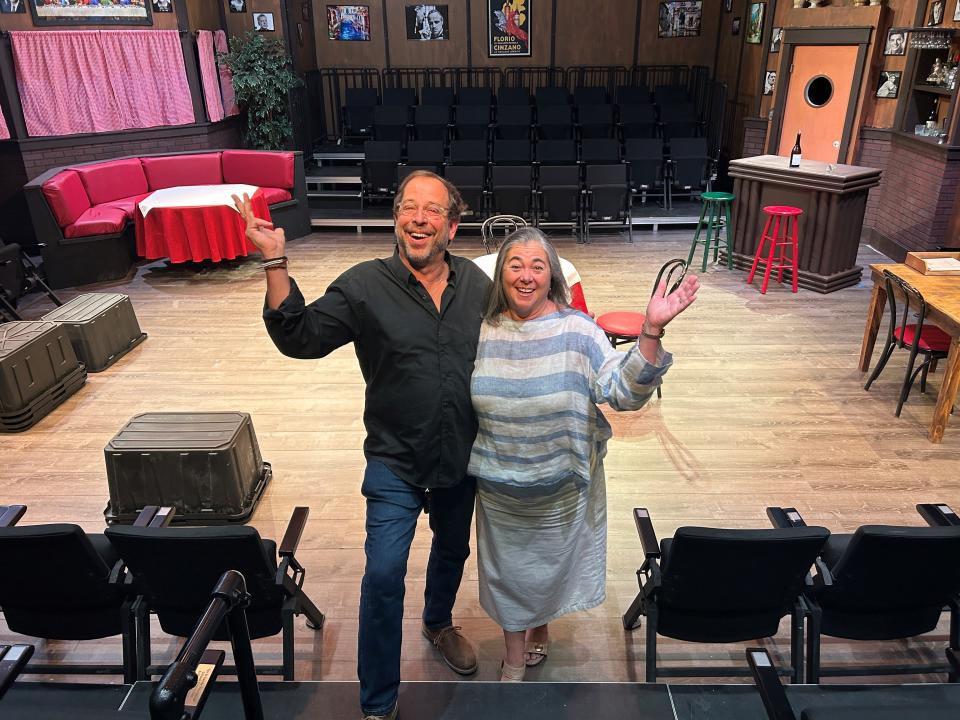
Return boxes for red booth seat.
[141,153,224,190]
[39,151,298,241]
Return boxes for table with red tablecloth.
[135,184,270,263]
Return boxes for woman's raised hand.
[232,192,286,258]
[643,273,700,331]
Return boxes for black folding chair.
[623,508,829,682]
[0,511,143,682]
[362,140,404,203]
[768,506,960,682]
[535,86,570,107]
[421,86,454,106]
[495,104,533,140]
[625,138,667,208]
[490,165,533,219]
[619,103,658,139]
[497,86,531,107]
[0,240,62,321]
[573,86,607,107]
[583,163,633,243]
[536,165,582,240]
[577,104,616,139]
[535,139,578,165]
[453,104,491,141]
[458,86,493,107]
[413,105,451,142]
[536,104,576,140]
[444,164,487,219]
[105,507,324,681]
[373,105,409,142]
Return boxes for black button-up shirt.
[263,250,491,489]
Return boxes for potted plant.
[219,31,302,150]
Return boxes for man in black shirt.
[234,171,490,720]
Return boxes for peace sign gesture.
[232,192,285,259]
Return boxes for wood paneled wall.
[313,1,725,71]
[186,0,222,30]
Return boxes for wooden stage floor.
[2,229,959,684]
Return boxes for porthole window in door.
[805,75,833,108]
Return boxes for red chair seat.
[259,187,293,205]
[102,193,152,220]
[895,324,952,353]
[596,311,645,337]
[64,206,127,238]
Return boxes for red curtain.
[10,30,195,137]
[214,30,239,117]
[197,31,225,123]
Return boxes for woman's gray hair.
[484,227,570,323]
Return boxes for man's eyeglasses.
[397,204,447,220]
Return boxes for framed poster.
[406,5,448,40]
[327,5,371,41]
[658,1,702,39]
[489,0,530,57]
[769,27,782,53]
[929,0,944,26]
[746,2,764,44]
[229,0,247,12]
[28,0,152,26]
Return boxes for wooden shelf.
[912,84,955,96]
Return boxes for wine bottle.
[789,132,801,168]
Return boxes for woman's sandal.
[500,659,526,681]
[524,641,548,667]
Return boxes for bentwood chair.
[864,270,952,417]
[595,258,687,399]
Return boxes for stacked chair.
[341,75,718,224]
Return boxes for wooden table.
[859,263,960,443]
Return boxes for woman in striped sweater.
[468,228,699,681]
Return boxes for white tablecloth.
[138,184,259,217]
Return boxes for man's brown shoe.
[421,623,478,675]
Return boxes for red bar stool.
[747,205,802,294]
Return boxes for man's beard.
[396,226,449,270]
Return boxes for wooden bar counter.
[728,155,882,293]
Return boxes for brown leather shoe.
[421,623,478,675]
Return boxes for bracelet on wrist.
[260,255,288,270]
[640,323,665,340]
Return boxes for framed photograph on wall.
[406,5,449,41]
[732,17,741,35]
[0,0,26,13]
[763,71,776,96]
[884,28,907,56]
[254,12,275,31]
[955,0,960,22]
[489,0,530,57]
[28,0,151,25]
[876,71,901,99]
[327,5,371,41]
[229,0,247,12]
[152,0,173,12]
[724,0,732,11]
[769,27,782,53]
[746,3,764,44]
[658,1,702,39]
[929,0,945,26]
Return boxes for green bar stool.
[686,191,735,272]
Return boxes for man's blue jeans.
[358,461,475,715]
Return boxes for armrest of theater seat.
[746,648,797,720]
[132,505,176,527]
[276,507,310,593]
[766,506,807,529]
[0,505,26,527]
[279,506,309,558]
[916,502,960,527]
[0,644,35,703]
[633,507,660,559]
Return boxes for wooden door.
[778,45,859,163]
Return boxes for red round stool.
[747,205,802,294]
